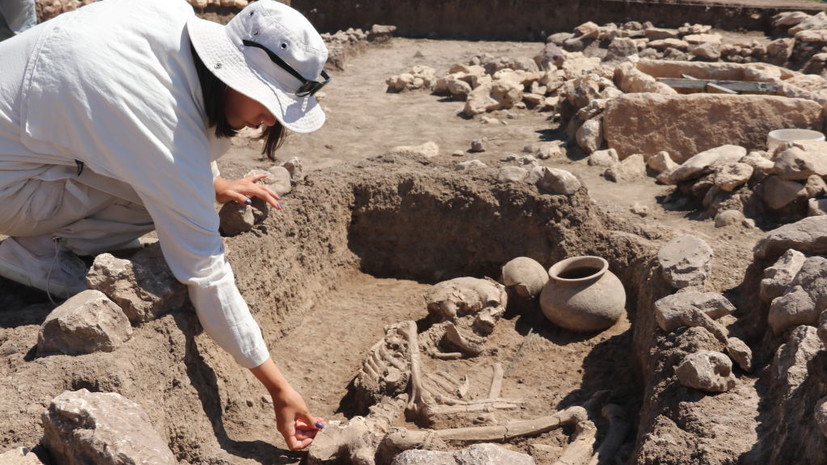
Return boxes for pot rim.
[548,255,608,282]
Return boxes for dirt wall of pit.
[293,0,827,41]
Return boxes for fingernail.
[315,421,325,429]
[276,202,283,209]
[245,199,252,205]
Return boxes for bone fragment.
[588,404,629,465]
[433,405,587,441]
[489,363,504,398]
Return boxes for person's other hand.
[214,174,281,209]
[271,386,325,450]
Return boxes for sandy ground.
[0,10,794,465]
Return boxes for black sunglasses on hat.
[242,39,331,97]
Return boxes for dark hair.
[190,44,285,161]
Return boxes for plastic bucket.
[767,128,825,153]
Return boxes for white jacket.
[0,0,269,368]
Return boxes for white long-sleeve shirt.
[0,0,269,368]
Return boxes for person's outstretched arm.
[249,357,325,450]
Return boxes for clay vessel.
[539,256,626,332]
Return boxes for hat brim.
[187,16,325,134]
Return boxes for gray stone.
[816,397,827,439]
[631,202,650,217]
[576,117,603,154]
[644,27,680,40]
[0,448,45,465]
[392,443,535,465]
[753,216,827,260]
[742,151,775,174]
[605,154,646,182]
[218,201,256,236]
[760,249,807,302]
[534,167,582,195]
[726,337,753,373]
[713,162,754,192]
[772,325,821,395]
[37,290,132,356]
[261,166,292,196]
[760,176,806,210]
[606,37,639,61]
[281,156,304,180]
[647,151,678,174]
[810,198,827,216]
[86,245,187,324]
[657,235,714,289]
[773,142,827,180]
[769,285,818,335]
[455,160,487,171]
[497,166,529,183]
[587,148,619,167]
[664,145,747,185]
[42,389,177,465]
[714,210,746,228]
[676,350,736,393]
[654,290,735,332]
[469,139,486,153]
[805,175,827,198]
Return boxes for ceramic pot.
[539,256,626,332]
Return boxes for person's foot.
[0,236,88,299]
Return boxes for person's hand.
[271,385,326,450]
[214,174,281,210]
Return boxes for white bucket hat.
[187,0,328,133]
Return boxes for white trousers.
[0,164,154,255]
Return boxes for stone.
[606,37,639,61]
[392,443,535,465]
[576,117,603,154]
[663,145,747,185]
[647,151,678,174]
[689,43,721,61]
[760,249,807,302]
[654,290,735,332]
[644,27,680,40]
[86,245,187,324]
[759,176,806,210]
[657,235,713,289]
[218,201,255,236]
[261,166,292,195]
[534,167,582,195]
[614,62,677,95]
[42,389,177,465]
[0,448,45,465]
[455,160,487,171]
[649,38,689,51]
[605,154,646,183]
[676,351,736,393]
[388,141,440,158]
[754,216,827,260]
[713,162,754,192]
[498,166,529,183]
[587,148,619,167]
[772,326,821,394]
[603,93,823,163]
[805,175,827,198]
[815,397,827,439]
[810,198,827,216]
[742,151,775,174]
[773,141,827,181]
[714,210,745,228]
[37,290,132,356]
[769,285,816,335]
[631,203,650,217]
[470,139,486,153]
[281,156,304,180]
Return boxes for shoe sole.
[0,255,86,300]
